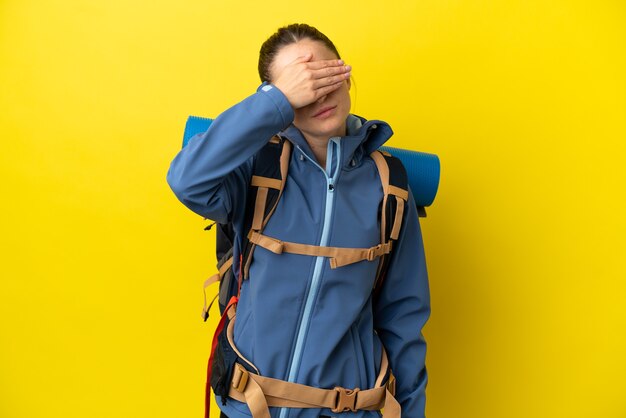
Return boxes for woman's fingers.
[311,71,351,90]
[305,58,344,70]
[308,62,351,80]
[313,80,345,99]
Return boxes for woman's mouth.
[313,105,337,119]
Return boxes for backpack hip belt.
[223,303,400,418]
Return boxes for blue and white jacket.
[166,82,431,418]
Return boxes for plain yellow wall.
[1,0,625,417]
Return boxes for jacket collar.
[279,114,394,168]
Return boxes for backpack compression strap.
[371,150,409,295]
[201,256,233,321]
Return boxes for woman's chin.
[308,116,347,138]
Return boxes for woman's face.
[269,39,351,141]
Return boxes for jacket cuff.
[257,82,295,130]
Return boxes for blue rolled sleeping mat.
[183,116,440,217]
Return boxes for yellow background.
[1,0,625,417]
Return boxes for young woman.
[167,23,431,418]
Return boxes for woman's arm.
[166,83,294,223]
[373,187,431,418]
[166,54,349,223]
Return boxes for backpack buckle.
[332,386,360,413]
[367,244,382,261]
[231,363,249,393]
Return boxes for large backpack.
[198,135,413,418]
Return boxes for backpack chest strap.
[247,230,393,269]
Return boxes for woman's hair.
[258,23,341,83]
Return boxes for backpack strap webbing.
[370,150,409,295]
[247,230,392,269]
[201,255,233,321]
[241,136,292,282]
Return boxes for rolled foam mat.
[182,116,439,211]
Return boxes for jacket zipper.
[278,138,342,418]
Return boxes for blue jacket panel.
[166,83,431,418]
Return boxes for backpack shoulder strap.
[370,150,409,296]
[241,136,292,283]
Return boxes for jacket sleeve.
[166,83,295,223]
[373,187,431,418]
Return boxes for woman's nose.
[316,94,327,104]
